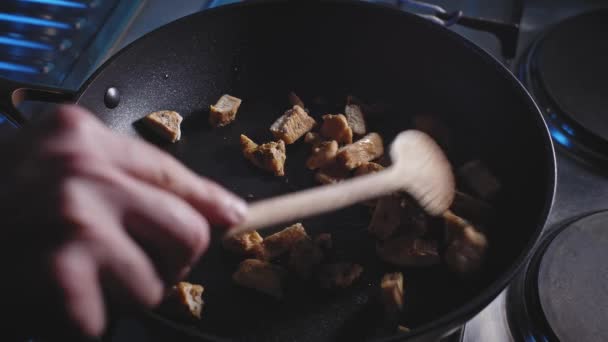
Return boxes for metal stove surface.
[464,0,608,341]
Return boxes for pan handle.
[398,0,520,59]
[0,77,76,127]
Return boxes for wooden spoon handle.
[227,168,402,236]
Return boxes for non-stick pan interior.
[76,2,554,341]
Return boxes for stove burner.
[520,9,608,166]
[507,211,608,342]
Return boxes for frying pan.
[0,1,555,341]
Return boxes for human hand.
[0,105,246,339]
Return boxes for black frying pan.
[0,1,555,341]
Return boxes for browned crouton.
[314,233,333,251]
[354,162,384,177]
[288,237,324,279]
[458,160,501,200]
[306,140,339,170]
[318,262,363,289]
[320,114,353,145]
[398,195,429,237]
[270,105,316,144]
[345,103,367,136]
[167,282,205,320]
[288,91,305,109]
[315,160,350,185]
[336,132,384,170]
[443,210,470,243]
[263,223,309,259]
[304,132,325,147]
[444,211,488,274]
[376,236,439,267]
[143,110,183,143]
[369,193,428,239]
[240,134,286,176]
[209,94,242,127]
[233,259,285,299]
[380,272,404,313]
[368,195,402,240]
[222,230,263,255]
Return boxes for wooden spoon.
[227,130,455,237]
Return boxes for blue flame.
[19,0,87,9]
[549,126,571,148]
[561,123,575,136]
[0,61,38,74]
[0,36,52,50]
[0,13,70,29]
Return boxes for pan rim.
[77,0,557,340]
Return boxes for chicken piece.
[336,133,384,170]
[458,160,501,200]
[380,272,404,313]
[345,103,367,136]
[354,162,384,177]
[376,236,439,267]
[167,282,205,320]
[270,105,316,144]
[263,223,309,259]
[288,91,305,109]
[451,190,494,223]
[209,94,242,127]
[142,110,183,143]
[304,132,325,147]
[368,195,402,240]
[222,230,263,255]
[240,134,286,176]
[315,160,350,185]
[306,140,339,170]
[413,114,451,151]
[318,262,363,289]
[288,237,324,279]
[444,211,488,274]
[232,259,285,299]
[314,233,333,252]
[320,114,353,145]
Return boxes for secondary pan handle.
[0,77,76,127]
[399,0,520,59]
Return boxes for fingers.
[109,133,247,226]
[95,221,164,308]
[41,104,248,227]
[120,176,210,283]
[52,173,163,309]
[50,243,105,337]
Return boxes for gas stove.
[3,0,606,341]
